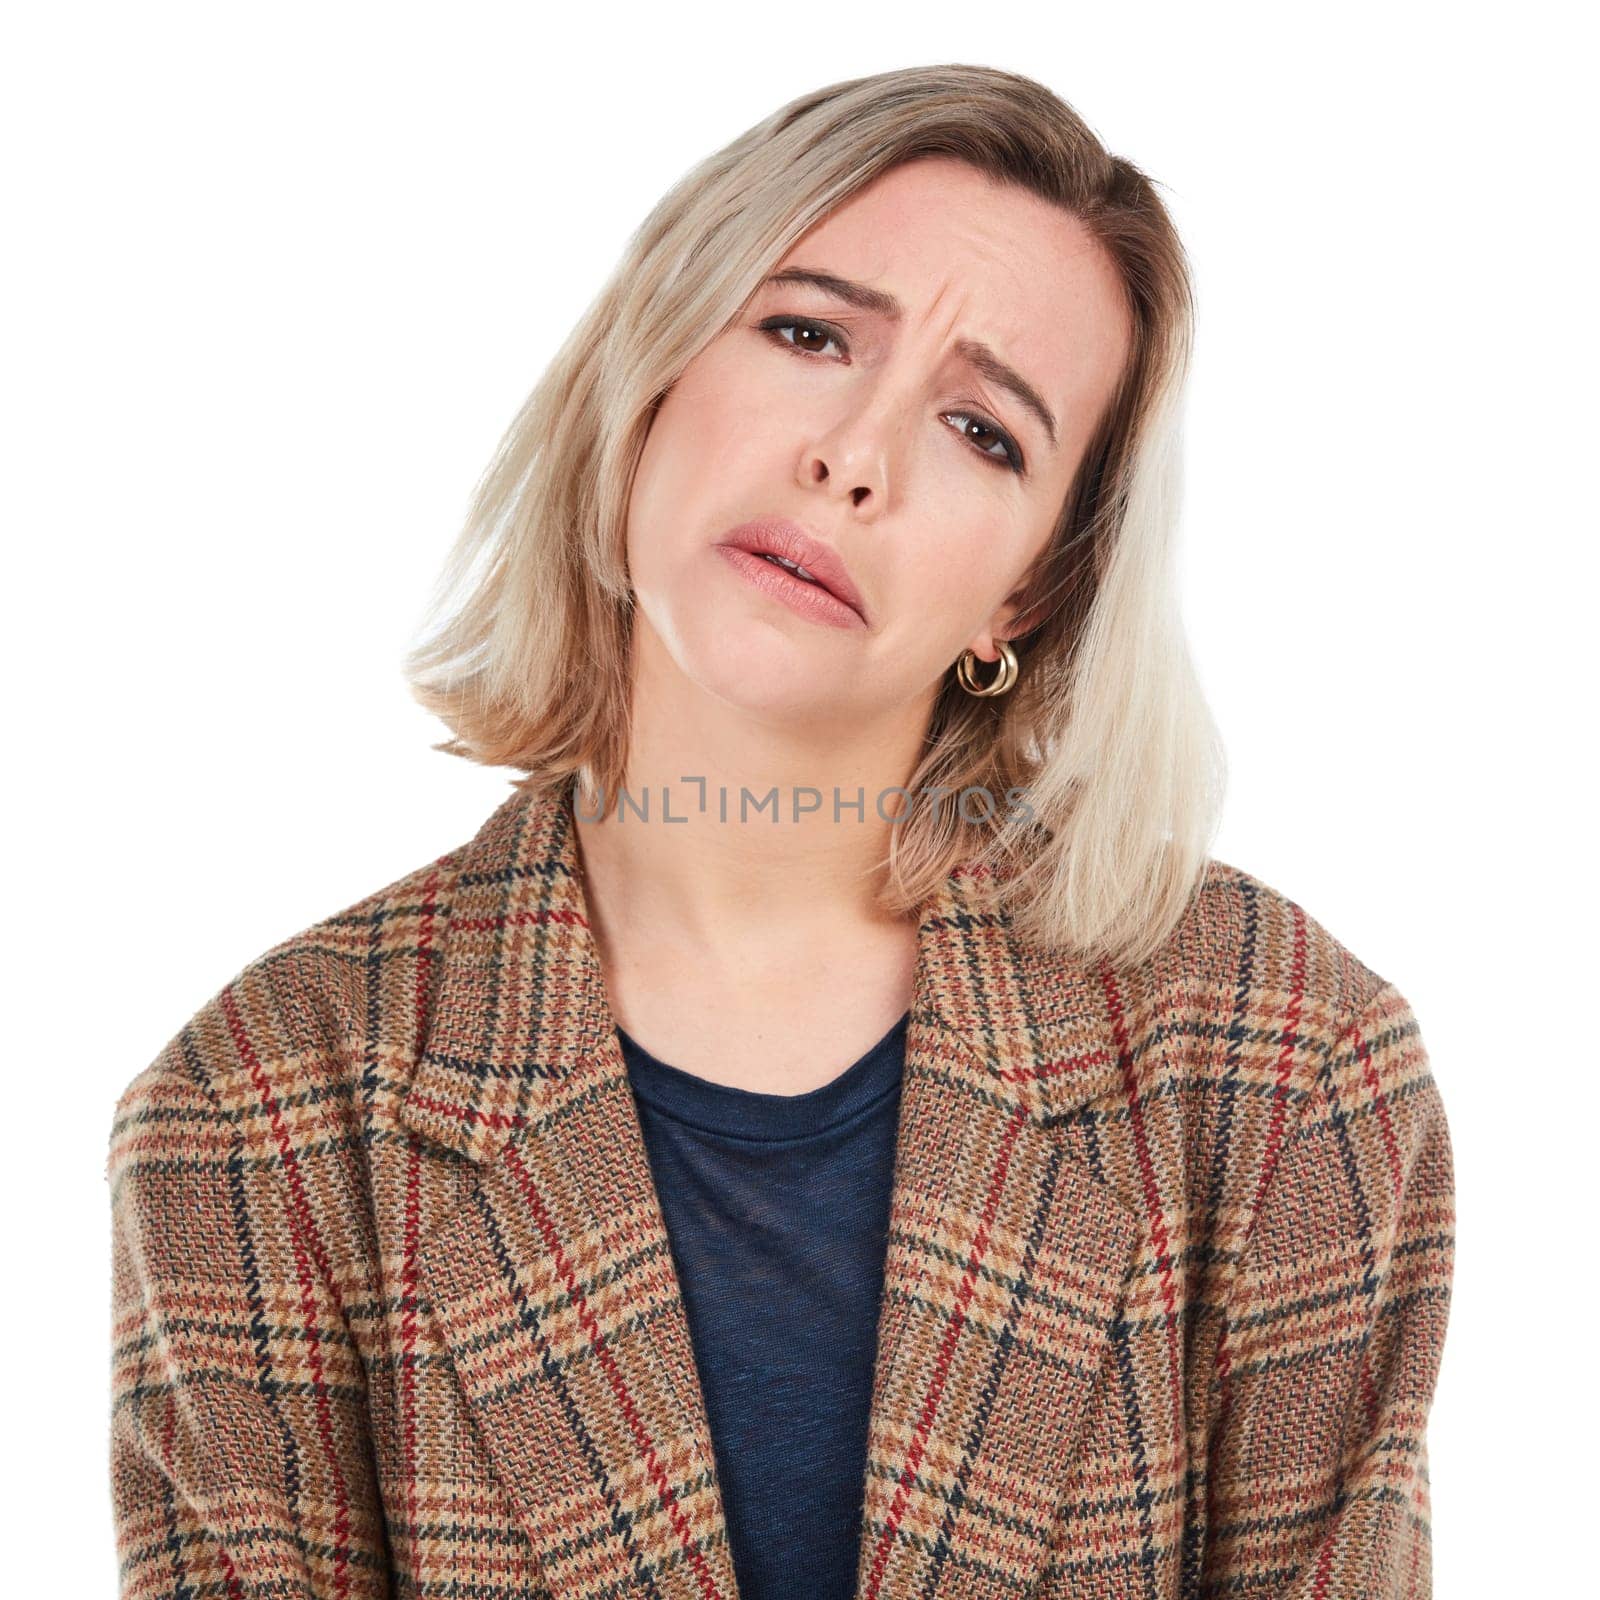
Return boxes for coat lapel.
[401,782,1142,1599]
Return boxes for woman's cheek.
[925,530,995,614]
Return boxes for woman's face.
[624,154,1133,731]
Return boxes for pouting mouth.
[718,520,868,623]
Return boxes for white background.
[6,3,1591,1591]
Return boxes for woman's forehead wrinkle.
[899,281,985,399]
[787,170,1118,444]
[917,275,960,339]
[904,271,1063,450]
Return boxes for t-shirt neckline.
[616,1009,909,1142]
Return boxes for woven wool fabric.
[107,780,1455,1599]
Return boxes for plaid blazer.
[108,781,1454,1599]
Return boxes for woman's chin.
[701,662,851,721]
[638,596,885,722]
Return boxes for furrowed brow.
[953,338,1059,452]
[761,266,1059,451]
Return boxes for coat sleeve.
[108,1060,392,1597]
[1201,980,1455,1597]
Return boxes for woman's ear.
[970,589,1039,658]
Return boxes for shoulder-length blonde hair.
[403,63,1225,970]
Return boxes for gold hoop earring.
[956,640,1019,697]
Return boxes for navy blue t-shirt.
[616,1010,909,1600]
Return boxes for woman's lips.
[715,544,869,631]
[715,516,868,621]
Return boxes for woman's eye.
[757,316,1024,476]
[758,316,846,359]
[945,411,1025,474]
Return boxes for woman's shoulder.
[1115,851,1428,1115]
[1171,853,1393,1009]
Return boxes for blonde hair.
[402,63,1226,969]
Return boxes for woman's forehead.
[770,162,1131,416]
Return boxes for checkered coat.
[108,781,1454,1598]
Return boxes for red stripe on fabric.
[405,1092,529,1132]
[1004,1045,1116,1087]
[860,1100,1032,1600]
[503,1142,727,1600]
[1311,1523,1338,1597]
[1216,906,1309,1427]
[448,906,591,935]
[222,986,354,1599]
[218,1533,246,1599]
[1349,1013,1406,1201]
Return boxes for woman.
[108,65,1454,1599]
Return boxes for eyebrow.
[763,266,1060,450]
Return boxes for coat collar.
[400,782,1143,1599]
[404,779,1134,1156]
